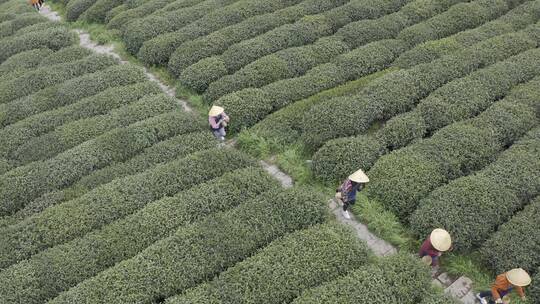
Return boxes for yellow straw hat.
[430,228,452,251]
[349,169,369,183]
[506,268,531,286]
[208,105,224,117]
[421,255,432,266]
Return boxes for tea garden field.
[0,0,539,302]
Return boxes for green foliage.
[530,268,540,304]
[480,196,540,275]
[138,0,310,66]
[0,13,46,38]
[80,0,124,23]
[397,0,517,47]
[0,54,116,105]
[0,111,205,218]
[191,0,409,95]
[122,0,238,54]
[301,27,538,151]
[291,253,431,304]
[49,187,327,304]
[419,292,461,304]
[408,81,540,251]
[0,75,155,160]
[168,223,370,304]
[38,46,94,66]
[13,94,177,165]
[0,26,77,63]
[0,63,148,131]
[168,0,346,76]
[312,135,386,183]
[395,0,540,68]
[0,48,52,77]
[216,88,273,133]
[0,148,254,270]
[66,0,97,21]
[218,39,405,132]
[311,46,540,182]
[2,131,217,227]
[0,168,278,304]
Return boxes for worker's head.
[506,268,531,287]
[349,169,369,186]
[208,105,224,117]
[430,228,452,252]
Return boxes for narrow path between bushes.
[38,5,192,112]
[38,5,474,303]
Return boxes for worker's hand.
[437,252,442,256]
[521,296,526,301]
[495,299,503,304]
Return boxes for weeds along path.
[38,5,192,112]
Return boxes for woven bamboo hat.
[430,228,452,251]
[208,105,224,117]
[506,268,531,286]
[421,255,432,265]
[349,169,369,183]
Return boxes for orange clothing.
[491,273,525,300]
[29,0,39,5]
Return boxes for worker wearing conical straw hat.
[419,228,452,268]
[208,105,229,142]
[335,169,369,220]
[476,268,531,304]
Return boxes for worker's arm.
[491,275,506,301]
[516,286,525,299]
[209,116,220,129]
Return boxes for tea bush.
[49,187,327,304]
[0,168,278,304]
[167,223,370,304]
[0,148,254,270]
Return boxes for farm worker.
[418,228,452,268]
[208,105,229,141]
[476,268,531,304]
[335,169,369,219]
[29,0,40,10]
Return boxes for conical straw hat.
[506,268,531,286]
[208,105,224,117]
[349,169,369,183]
[421,255,432,266]
[430,228,452,251]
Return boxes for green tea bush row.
[214,1,527,133]
[378,77,540,222]
[0,54,116,104]
[106,0,201,30]
[409,125,540,252]
[0,26,77,62]
[0,148,253,270]
[480,196,540,275]
[80,0,124,23]
[104,4,126,23]
[0,81,159,159]
[13,94,176,165]
[122,0,239,54]
[65,0,98,21]
[530,269,540,304]
[168,223,370,304]
[169,0,349,79]
[0,48,52,77]
[0,13,46,38]
[311,47,540,181]
[0,64,147,129]
[0,131,216,228]
[0,111,205,218]
[196,0,409,97]
[291,253,431,304]
[395,0,540,68]
[419,293,461,304]
[138,0,310,66]
[196,0,462,96]
[0,46,92,86]
[301,26,539,150]
[396,0,520,46]
[0,167,278,304]
[218,39,407,133]
[48,187,327,304]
